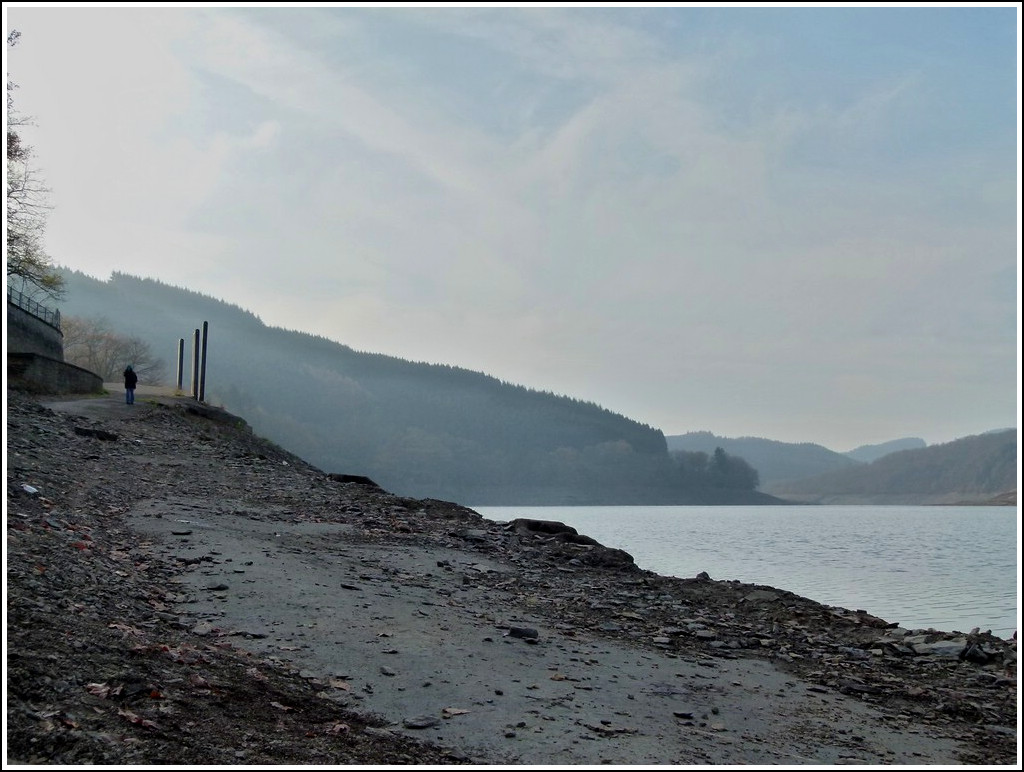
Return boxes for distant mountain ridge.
[667,429,1016,505]
[762,430,1017,505]
[843,437,927,464]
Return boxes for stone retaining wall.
[7,353,103,395]
[7,300,64,360]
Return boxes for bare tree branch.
[62,316,167,384]
[6,29,64,300]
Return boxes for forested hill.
[54,270,778,506]
[844,437,926,464]
[762,429,1018,505]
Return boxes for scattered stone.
[402,715,440,729]
[73,426,119,441]
[327,473,381,488]
[743,590,780,603]
[506,626,539,640]
[4,388,1017,767]
[909,639,968,659]
[961,644,996,665]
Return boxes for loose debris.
[5,388,1017,765]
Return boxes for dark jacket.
[123,368,138,389]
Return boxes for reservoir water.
[471,505,1019,640]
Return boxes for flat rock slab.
[130,500,964,765]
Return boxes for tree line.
[673,447,760,491]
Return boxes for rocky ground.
[5,386,1019,766]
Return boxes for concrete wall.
[7,353,104,395]
[6,297,103,394]
[7,301,64,360]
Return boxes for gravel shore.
[5,386,1018,766]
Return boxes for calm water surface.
[472,505,1019,640]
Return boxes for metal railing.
[7,288,62,330]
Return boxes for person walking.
[123,365,138,405]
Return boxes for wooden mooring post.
[191,328,200,399]
[175,338,184,392]
[199,321,209,403]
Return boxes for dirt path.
[127,505,961,764]
[14,388,1009,766]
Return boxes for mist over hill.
[55,270,780,506]
[665,432,858,488]
[666,429,1016,505]
[843,437,927,464]
[762,430,1017,505]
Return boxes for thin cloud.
[6,5,1016,449]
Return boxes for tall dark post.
[198,321,209,403]
[175,338,185,392]
[191,328,200,400]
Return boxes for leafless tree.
[62,316,166,384]
[7,29,64,301]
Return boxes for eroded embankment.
[5,388,1018,765]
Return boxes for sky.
[4,3,1020,452]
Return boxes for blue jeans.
[126,388,135,404]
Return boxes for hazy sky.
[4,4,1020,451]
